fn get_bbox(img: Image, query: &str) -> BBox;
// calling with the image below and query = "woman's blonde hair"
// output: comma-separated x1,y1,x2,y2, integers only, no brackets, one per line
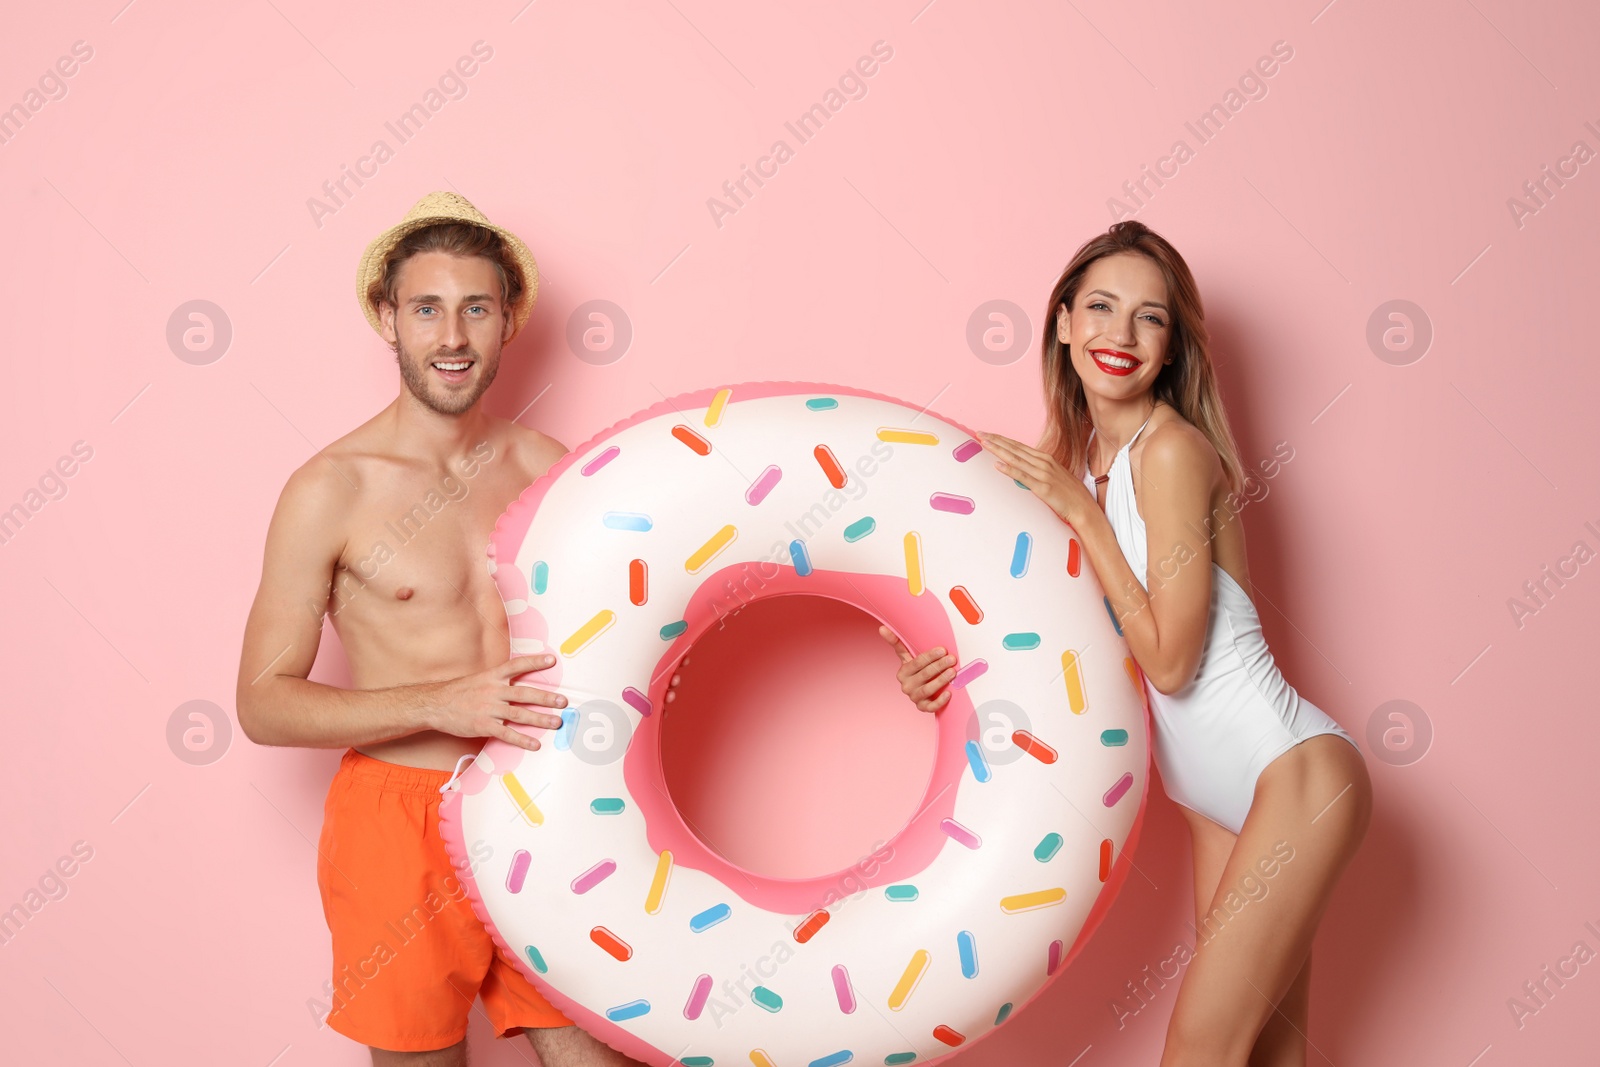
1038,220,1245,494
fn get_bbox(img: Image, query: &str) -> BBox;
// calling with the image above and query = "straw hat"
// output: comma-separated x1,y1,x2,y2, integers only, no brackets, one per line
356,191,539,342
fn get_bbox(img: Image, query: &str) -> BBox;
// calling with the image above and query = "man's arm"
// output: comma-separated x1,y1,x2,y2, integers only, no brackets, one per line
235,460,568,751
235,460,432,748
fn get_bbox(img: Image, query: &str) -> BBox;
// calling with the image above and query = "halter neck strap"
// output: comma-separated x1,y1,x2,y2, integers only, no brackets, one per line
1087,407,1159,455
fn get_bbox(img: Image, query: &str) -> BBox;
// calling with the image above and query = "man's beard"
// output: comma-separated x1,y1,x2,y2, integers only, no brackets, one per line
395,340,499,416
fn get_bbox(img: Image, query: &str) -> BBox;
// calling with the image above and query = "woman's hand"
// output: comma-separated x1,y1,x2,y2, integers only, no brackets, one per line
877,626,957,714
978,431,1098,528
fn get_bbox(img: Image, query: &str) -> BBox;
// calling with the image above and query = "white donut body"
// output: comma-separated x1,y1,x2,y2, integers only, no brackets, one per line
440,382,1150,1066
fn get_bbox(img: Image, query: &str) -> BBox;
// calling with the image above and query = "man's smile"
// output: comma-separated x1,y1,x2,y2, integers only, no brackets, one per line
432,357,475,383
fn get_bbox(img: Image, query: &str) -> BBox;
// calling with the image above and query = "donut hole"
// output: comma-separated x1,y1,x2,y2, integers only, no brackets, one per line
659,594,939,881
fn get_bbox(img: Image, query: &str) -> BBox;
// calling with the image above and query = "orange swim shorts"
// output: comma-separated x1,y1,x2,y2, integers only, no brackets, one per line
316,748,571,1051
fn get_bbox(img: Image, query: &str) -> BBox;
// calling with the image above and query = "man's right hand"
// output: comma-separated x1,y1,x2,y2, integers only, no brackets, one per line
425,654,569,752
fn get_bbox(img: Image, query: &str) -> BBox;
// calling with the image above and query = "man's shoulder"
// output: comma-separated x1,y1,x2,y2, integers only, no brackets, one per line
494,418,569,481
278,450,361,520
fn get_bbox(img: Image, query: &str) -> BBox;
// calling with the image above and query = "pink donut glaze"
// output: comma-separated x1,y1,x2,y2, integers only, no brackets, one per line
623,557,974,913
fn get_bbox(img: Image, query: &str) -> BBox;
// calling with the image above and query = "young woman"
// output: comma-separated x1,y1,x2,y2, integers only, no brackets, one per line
880,220,1372,1065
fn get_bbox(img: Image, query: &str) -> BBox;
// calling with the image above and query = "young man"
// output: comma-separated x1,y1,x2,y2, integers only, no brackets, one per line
236,192,642,1066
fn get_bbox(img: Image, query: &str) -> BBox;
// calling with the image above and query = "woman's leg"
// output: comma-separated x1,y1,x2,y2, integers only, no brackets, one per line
1179,804,1312,1067
1248,951,1313,1067
1159,735,1372,1067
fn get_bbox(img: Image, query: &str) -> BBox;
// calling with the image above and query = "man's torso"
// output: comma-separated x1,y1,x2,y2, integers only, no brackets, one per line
318,415,563,769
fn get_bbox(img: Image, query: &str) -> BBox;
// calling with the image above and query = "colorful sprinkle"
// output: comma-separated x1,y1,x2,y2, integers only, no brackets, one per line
790,539,813,576
1100,838,1114,881
605,999,650,1021
805,397,838,411
950,658,988,690
995,1002,1014,1025
877,428,940,446
1104,772,1134,808
628,559,648,605
602,511,652,532
810,1053,852,1067
501,773,543,827
794,910,830,943
1104,595,1123,635
686,524,738,573
1012,729,1058,764
661,620,688,640
1124,656,1142,693
1047,939,1064,976
1061,650,1087,713
524,945,547,974
690,903,732,933
571,859,616,894
886,1056,918,1066
561,609,617,655
553,708,578,750
590,797,625,815
532,560,548,594
705,388,732,427
940,818,982,849
622,687,651,717
964,740,991,783
645,850,673,914
1067,537,1082,577
746,464,783,505
1002,632,1041,651
1010,532,1032,577
751,1052,778,1067
506,850,531,893
884,885,919,902
843,516,876,541
1000,888,1067,913
1034,833,1063,862
751,986,783,1012
1101,728,1129,746
949,585,983,624
684,973,713,1020
930,492,975,515
682,1059,714,1067
581,446,620,476
952,439,982,462
590,926,633,961
957,930,979,978
887,949,930,1010
831,964,856,1013
932,1024,965,1046
903,531,924,595
672,424,712,455
814,444,847,488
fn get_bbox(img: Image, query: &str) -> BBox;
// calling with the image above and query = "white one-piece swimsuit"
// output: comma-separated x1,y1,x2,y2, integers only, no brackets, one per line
1082,412,1358,835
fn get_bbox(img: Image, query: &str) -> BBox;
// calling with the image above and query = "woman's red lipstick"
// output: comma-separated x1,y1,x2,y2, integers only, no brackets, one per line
1089,348,1141,376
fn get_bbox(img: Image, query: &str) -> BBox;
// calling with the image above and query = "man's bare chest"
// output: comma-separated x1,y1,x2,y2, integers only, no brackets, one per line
329,456,533,618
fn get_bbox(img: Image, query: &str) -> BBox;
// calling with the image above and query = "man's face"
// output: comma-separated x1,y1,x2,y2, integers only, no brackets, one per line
381,251,512,416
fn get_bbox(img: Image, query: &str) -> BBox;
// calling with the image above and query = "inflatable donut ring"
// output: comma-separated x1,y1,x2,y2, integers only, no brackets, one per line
440,381,1150,1066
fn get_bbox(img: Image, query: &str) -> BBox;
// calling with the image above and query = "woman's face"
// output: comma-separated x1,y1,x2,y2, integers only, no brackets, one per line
1057,252,1173,403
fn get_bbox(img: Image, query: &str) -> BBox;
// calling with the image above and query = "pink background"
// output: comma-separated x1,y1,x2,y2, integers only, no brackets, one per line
3,0,1597,1063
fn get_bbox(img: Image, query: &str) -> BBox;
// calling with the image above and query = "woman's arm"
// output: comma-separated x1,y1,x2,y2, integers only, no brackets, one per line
980,427,1221,695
